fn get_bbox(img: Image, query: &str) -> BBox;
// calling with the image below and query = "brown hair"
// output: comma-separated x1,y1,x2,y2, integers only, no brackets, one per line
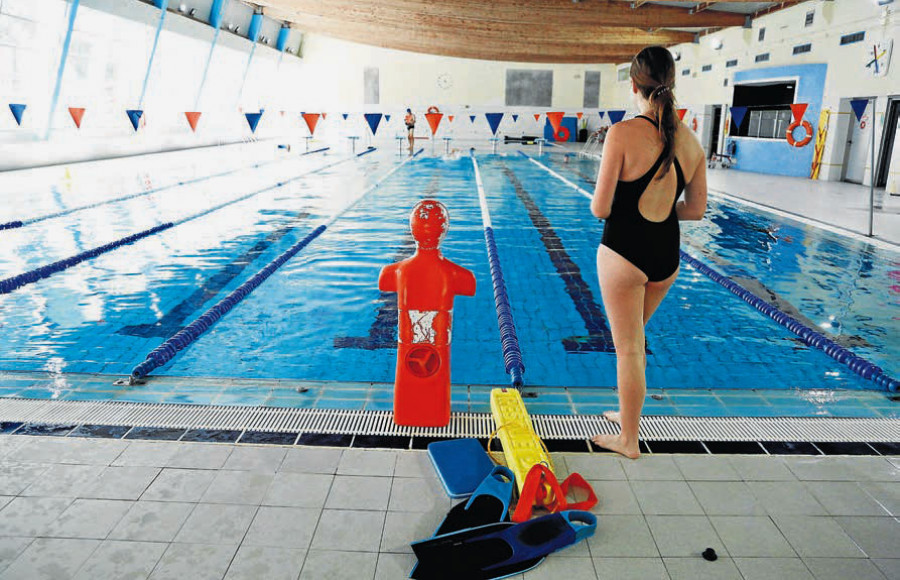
630,46,677,179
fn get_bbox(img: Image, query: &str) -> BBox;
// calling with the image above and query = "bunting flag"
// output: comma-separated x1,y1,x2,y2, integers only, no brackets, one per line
245,112,263,133
729,106,748,129
68,107,85,129
385,114,391,122
364,113,383,135
607,110,626,125
448,115,455,122
342,113,349,120
302,113,320,135
512,114,518,123
598,111,605,119
321,112,327,120
533,113,541,122
850,99,868,122
789,103,808,123
485,113,504,135
184,111,201,132
469,115,476,123
425,112,444,135
576,112,583,120
546,112,564,133
8,104,26,126
676,109,687,121
126,109,143,132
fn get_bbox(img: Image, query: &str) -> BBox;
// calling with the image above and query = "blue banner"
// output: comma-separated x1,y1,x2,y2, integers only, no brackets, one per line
850,99,869,122
485,113,504,135
364,113,382,135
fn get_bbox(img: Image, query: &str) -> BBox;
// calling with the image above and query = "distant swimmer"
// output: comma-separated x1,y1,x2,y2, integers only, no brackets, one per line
404,108,416,153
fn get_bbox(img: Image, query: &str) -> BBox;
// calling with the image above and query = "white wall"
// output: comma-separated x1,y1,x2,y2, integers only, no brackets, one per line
0,0,305,169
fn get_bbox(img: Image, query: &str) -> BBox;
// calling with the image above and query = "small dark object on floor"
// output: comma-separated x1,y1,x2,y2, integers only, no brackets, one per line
521,391,538,399
702,548,718,561
650,394,664,400
296,387,309,393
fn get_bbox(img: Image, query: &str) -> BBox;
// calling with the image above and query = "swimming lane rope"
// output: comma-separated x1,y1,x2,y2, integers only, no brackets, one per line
471,154,525,388
128,148,424,382
520,151,900,393
0,146,330,231
0,149,359,296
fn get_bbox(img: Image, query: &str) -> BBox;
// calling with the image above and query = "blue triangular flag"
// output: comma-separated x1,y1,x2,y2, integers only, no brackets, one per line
9,104,26,126
729,106,748,128
385,114,391,122
850,99,869,122
364,113,382,135
342,113,349,120
598,111,605,119
485,113,504,135
512,114,519,122
608,110,626,125
469,115,476,123
245,112,263,133
126,109,143,131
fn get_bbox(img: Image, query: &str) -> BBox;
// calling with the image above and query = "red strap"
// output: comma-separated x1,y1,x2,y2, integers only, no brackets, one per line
558,473,598,511
511,466,598,522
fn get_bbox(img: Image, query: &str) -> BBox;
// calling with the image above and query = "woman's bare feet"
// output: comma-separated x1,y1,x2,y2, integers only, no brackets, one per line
602,410,621,424
591,434,640,459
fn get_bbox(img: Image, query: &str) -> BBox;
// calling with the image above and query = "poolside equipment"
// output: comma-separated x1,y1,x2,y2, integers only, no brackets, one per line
703,548,718,561
68,107,85,129
471,156,526,388
378,199,476,426
434,466,514,535
428,438,495,498
786,104,812,148
410,510,596,579
511,464,596,523
489,388,553,494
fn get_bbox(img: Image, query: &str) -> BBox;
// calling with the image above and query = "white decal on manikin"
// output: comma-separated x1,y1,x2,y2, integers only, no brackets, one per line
408,310,438,344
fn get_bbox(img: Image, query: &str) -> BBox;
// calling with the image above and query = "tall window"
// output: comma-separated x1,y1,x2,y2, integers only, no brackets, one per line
731,81,796,140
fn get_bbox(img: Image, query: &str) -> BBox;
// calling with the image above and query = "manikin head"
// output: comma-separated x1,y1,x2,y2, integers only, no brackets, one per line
410,199,449,250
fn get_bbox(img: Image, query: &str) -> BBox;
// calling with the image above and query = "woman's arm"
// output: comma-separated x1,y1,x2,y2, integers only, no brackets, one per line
676,152,707,221
591,125,624,219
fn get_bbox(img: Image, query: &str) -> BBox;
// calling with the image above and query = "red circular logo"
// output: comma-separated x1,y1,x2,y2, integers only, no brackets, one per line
405,346,441,378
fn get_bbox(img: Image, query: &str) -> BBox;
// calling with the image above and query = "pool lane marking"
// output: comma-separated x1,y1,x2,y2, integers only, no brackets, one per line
128,149,424,381
332,170,441,350
118,210,311,338
0,146,330,231
472,154,526,387
0,150,364,296
526,153,900,391
501,157,615,353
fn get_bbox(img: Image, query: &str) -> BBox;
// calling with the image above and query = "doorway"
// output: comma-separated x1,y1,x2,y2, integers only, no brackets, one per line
709,105,722,159
842,97,874,184
875,97,899,188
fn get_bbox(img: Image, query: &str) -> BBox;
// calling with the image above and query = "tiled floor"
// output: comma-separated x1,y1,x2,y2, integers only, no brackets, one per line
0,434,897,579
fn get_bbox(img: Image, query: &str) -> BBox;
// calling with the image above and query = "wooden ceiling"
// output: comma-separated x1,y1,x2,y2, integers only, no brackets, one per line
253,1,799,64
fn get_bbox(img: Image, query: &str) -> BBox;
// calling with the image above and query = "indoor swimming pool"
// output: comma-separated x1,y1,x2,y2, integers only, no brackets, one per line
0,144,897,418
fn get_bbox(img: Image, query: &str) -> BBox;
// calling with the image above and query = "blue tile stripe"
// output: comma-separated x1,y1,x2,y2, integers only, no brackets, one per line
680,251,899,392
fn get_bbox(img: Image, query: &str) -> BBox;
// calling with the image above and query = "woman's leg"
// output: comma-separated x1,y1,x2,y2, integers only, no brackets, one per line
603,267,679,424
592,246,647,459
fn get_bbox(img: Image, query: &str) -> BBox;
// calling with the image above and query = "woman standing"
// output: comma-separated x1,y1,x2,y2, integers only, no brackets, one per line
590,46,708,459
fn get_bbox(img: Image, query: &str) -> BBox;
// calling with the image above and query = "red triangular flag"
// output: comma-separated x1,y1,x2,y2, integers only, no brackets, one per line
576,112,583,120
302,113,320,135
68,107,85,129
448,115,455,122
533,113,541,122
184,111,201,132
790,103,808,123
676,109,687,121
321,112,327,120
425,112,444,135
546,112,564,133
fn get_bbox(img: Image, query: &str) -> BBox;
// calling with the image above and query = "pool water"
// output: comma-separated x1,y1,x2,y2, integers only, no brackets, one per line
0,146,897,415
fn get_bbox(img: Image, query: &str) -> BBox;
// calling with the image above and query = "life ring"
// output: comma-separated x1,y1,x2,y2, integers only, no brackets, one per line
427,106,440,114
786,119,813,147
691,118,698,132
555,127,571,141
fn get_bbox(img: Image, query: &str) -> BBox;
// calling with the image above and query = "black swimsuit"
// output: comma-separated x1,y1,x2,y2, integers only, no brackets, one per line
600,115,686,282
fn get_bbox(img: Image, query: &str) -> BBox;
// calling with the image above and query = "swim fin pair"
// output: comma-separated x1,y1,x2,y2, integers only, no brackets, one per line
410,510,597,580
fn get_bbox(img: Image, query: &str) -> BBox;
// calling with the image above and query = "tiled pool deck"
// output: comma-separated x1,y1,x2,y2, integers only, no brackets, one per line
0,434,897,579
1,372,897,419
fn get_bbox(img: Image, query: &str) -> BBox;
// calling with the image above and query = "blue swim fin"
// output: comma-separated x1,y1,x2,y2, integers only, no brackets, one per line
433,465,514,536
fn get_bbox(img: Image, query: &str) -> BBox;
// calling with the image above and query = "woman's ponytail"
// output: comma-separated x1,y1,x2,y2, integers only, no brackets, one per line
631,46,678,179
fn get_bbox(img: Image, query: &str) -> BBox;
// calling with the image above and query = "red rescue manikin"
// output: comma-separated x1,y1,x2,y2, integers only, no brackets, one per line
378,200,476,427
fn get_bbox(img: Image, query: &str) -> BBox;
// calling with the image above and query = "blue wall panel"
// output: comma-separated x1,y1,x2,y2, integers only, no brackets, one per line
730,63,827,178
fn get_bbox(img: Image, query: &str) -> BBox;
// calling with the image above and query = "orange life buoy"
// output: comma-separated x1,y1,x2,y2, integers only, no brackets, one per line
691,118,698,132
786,119,813,147
555,126,571,141
427,106,440,114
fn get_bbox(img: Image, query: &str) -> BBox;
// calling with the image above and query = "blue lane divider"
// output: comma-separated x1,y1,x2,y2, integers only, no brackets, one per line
471,155,525,388
680,251,899,392
0,223,174,295
0,147,330,232
129,148,423,381
1,149,362,296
